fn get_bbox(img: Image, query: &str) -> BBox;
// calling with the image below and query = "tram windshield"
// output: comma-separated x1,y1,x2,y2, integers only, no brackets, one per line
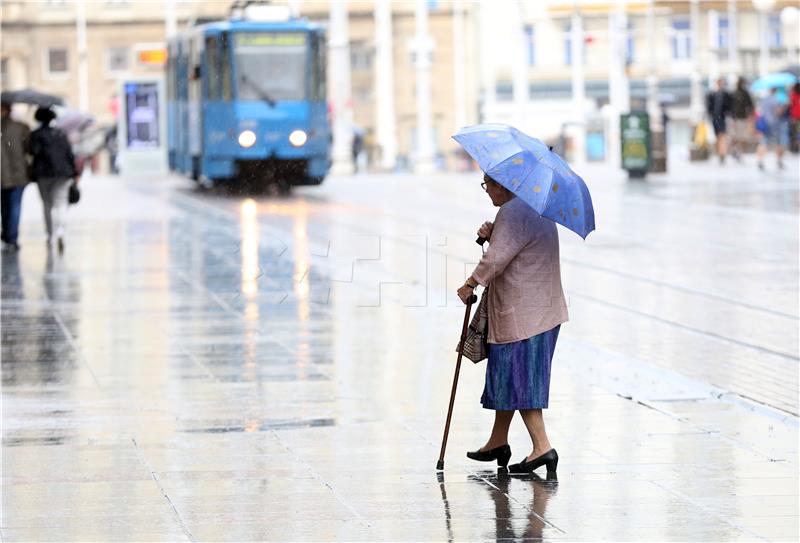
234,32,307,101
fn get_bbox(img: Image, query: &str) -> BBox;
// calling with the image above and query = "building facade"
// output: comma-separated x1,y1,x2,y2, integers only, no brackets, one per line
0,0,481,171
1,0,798,170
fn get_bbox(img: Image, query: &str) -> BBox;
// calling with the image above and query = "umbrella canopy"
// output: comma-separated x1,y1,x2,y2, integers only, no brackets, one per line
0,89,64,107
54,108,95,134
751,72,798,92
453,123,595,239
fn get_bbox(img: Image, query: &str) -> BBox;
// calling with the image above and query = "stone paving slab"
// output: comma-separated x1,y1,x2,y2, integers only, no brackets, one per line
2,159,799,541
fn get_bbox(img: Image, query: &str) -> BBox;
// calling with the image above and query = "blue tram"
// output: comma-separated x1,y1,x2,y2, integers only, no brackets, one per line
166,17,331,188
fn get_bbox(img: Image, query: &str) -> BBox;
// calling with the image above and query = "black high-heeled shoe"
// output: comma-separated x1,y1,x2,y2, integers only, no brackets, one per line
466,444,512,467
508,449,558,475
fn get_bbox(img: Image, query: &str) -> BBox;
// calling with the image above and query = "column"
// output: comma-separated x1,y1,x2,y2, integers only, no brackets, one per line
329,1,354,175
689,0,704,125
752,0,776,76
727,0,739,76
570,4,586,165
76,0,89,111
165,0,177,38
374,0,397,171
708,10,720,84
414,0,435,174
645,0,659,129
759,11,770,77
607,0,630,169
512,0,528,129
452,0,467,131
477,0,497,122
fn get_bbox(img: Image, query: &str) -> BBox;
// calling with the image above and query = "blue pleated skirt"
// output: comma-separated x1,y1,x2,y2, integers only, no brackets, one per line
480,325,560,411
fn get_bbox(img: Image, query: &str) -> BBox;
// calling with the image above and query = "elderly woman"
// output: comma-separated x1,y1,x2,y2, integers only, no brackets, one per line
457,174,568,474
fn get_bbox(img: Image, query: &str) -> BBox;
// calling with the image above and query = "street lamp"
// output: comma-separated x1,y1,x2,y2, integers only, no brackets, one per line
753,0,776,77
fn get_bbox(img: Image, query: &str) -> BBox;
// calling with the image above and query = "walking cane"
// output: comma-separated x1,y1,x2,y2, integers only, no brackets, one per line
436,292,478,471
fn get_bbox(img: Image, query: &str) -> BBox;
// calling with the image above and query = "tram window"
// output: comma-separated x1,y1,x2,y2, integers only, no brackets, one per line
205,36,220,100
311,33,326,101
220,33,232,101
234,32,307,101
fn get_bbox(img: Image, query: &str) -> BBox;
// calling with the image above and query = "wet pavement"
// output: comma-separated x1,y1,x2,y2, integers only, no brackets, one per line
1,154,798,541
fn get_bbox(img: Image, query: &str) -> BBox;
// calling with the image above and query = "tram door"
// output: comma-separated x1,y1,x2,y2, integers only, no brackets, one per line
187,34,203,178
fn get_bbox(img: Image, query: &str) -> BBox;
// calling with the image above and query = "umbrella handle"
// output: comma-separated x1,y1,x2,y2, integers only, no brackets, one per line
475,236,487,246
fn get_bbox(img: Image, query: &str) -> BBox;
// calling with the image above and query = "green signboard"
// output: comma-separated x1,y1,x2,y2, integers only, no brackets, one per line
620,112,651,177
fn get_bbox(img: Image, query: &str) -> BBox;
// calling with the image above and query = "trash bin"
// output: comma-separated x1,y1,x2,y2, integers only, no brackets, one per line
620,111,651,179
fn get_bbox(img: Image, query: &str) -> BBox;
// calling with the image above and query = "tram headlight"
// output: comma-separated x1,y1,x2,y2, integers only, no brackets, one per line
238,130,257,148
289,129,307,147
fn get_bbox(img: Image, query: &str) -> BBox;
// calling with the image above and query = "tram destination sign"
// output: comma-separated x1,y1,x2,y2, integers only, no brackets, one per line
235,33,306,47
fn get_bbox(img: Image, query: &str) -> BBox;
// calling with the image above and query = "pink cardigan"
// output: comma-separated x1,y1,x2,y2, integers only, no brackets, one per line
471,197,569,344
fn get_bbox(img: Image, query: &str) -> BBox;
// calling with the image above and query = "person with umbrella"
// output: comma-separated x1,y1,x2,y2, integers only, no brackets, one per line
1,101,31,251
28,107,78,253
756,87,789,171
452,124,594,475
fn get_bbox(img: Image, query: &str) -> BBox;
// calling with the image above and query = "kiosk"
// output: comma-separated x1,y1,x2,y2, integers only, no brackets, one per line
117,78,167,176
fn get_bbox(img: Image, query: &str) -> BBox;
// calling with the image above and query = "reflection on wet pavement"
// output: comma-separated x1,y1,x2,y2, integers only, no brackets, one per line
2,159,798,541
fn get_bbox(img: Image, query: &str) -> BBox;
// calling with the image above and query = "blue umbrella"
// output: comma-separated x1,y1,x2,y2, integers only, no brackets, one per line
452,123,595,239
751,72,798,92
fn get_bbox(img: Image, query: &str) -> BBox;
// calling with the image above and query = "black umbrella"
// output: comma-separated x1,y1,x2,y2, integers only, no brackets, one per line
0,89,64,107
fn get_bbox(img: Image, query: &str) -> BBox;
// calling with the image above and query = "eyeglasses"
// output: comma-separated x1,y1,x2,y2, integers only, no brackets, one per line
480,182,487,192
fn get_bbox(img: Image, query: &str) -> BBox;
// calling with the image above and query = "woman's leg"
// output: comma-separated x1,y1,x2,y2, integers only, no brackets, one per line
481,410,514,450
1,188,11,243
50,179,70,241
37,179,54,242
519,409,552,460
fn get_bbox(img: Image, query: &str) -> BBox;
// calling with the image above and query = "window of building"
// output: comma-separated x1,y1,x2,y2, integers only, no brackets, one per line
564,22,586,66
671,18,691,59
625,21,634,64
107,46,129,74
524,25,535,66
350,41,373,71
768,15,781,48
46,48,68,75
564,23,571,65
718,17,729,50
495,81,513,102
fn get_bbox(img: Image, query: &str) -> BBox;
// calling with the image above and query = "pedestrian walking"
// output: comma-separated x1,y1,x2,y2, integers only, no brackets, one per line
730,77,755,161
1,101,31,252
706,77,732,164
789,82,800,154
352,130,364,173
756,88,789,171
457,173,570,475
444,124,593,476
28,107,78,252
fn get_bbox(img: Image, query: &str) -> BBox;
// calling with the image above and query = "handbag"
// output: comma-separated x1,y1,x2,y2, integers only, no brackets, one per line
457,286,489,363
68,181,80,205
755,115,770,136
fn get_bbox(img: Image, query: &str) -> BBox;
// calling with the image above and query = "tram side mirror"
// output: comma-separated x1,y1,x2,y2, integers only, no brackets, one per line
191,65,201,80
